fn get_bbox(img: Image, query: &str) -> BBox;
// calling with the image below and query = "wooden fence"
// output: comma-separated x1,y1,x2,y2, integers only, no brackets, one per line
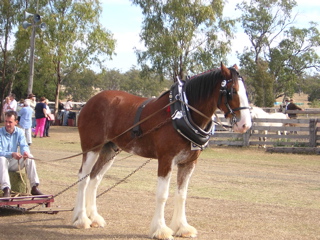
209,110,320,154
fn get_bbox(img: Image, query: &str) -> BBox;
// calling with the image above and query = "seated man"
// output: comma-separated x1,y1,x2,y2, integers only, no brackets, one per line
0,111,43,197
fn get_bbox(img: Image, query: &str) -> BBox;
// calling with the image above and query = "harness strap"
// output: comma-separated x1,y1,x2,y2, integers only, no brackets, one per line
132,98,153,137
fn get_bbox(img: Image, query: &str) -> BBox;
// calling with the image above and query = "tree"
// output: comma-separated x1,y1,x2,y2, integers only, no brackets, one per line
97,68,124,91
0,0,24,116
63,68,99,101
121,67,171,97
131,0,235,80
237,0,320,106
269,24,320,96
37,0,116,113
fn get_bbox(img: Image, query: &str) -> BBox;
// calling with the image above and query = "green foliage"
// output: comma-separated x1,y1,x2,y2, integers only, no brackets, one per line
63,69,98,101
0,0,25,102
300,74,320,103
310,100,320,108
63,67,172,102
121,67,171,97
237,0,320,106
131,0,235,80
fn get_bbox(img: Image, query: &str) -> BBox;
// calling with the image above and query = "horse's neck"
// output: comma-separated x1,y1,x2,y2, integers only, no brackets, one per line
190,100,216,129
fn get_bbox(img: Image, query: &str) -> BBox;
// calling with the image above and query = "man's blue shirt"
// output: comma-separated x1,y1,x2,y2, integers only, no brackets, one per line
0,127,29,159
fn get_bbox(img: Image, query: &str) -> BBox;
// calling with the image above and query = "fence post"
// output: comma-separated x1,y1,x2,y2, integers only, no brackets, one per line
242,129,251,147
309,119,316,147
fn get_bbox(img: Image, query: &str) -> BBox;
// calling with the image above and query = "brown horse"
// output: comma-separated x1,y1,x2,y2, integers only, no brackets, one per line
73,63,252,239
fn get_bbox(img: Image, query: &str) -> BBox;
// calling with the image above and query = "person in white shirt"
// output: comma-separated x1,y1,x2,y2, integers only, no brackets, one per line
8,93,17,112
63,98,73,126
43,99,51,137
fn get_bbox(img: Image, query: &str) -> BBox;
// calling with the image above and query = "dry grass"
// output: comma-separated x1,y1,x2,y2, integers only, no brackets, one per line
0,125,319,240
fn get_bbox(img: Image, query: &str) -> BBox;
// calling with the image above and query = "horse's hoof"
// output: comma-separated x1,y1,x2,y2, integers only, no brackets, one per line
73,219,92,229
90,214,106,228
173,224,198,238
90,222,100,228
150,226,174,240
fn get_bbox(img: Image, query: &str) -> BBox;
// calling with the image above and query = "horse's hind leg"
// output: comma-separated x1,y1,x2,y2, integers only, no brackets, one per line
73,151,99,228
86,142,118,228
170,161,197,238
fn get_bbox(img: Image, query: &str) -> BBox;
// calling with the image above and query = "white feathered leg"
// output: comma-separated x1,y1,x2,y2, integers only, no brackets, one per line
170,162,197,238
150,173,174,240
73,152,98,228
86,157,115,228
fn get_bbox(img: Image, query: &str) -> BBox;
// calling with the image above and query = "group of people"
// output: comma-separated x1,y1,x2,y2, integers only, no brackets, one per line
1,93,75,198
2,94,54,144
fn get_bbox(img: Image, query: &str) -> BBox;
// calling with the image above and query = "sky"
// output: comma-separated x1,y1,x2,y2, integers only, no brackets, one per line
99,0,320,73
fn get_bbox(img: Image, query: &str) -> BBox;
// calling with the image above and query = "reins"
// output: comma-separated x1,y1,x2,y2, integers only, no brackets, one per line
31,99,179,162
22,88,243,212
31,97,236,164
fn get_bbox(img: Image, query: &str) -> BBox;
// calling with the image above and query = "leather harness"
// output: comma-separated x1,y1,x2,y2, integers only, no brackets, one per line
132,76,248,150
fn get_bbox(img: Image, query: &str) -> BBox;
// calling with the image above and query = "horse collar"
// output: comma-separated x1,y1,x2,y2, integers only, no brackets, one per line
169,81,213,150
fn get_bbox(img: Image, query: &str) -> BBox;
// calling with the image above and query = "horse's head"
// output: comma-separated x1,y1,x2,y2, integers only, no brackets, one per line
218,63,252,133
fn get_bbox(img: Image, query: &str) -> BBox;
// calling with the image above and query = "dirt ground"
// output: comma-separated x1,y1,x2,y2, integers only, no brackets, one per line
0,125,319,240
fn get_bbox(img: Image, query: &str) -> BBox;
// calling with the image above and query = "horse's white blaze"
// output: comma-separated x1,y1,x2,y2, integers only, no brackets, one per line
232,80,252,133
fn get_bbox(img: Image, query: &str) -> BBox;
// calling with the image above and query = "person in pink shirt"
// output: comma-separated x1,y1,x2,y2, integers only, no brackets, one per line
33,97,47,138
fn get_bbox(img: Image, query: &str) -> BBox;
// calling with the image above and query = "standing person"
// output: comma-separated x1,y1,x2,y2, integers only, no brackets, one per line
1,97,11,121
58,100,64,125
8,93,17,112
0,111,43,197
25,94,36,128
33,97,47,138
43,99,51,137
19,100,33,146
16,99,25,122
286,98,303,134
286,98,303,119
63,98,73,126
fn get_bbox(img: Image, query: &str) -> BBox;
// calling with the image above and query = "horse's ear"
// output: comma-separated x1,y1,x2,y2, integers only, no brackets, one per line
220,62,231,79
232,64,239,71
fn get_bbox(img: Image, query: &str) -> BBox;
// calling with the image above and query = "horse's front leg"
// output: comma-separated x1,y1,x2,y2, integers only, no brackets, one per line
150,172,174,239
73,152,98,229
170,161,197,238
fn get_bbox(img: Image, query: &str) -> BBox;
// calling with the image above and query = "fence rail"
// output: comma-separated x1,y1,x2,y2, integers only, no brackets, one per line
210,111,319,154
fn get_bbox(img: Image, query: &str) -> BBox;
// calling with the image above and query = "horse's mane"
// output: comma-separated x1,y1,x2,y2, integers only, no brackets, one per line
185,67,238,105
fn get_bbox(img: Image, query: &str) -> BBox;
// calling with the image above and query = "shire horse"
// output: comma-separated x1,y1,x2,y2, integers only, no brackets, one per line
73,63,252,239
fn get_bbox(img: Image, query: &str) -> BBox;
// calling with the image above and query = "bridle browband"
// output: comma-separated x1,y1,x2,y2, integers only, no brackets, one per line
217,76,250,126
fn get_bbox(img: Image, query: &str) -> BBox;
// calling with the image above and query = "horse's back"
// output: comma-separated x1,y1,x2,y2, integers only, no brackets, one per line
271,112,288,119
78,90,147,151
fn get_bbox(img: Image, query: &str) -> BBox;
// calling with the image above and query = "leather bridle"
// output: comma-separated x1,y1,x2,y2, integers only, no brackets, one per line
217,77,250,126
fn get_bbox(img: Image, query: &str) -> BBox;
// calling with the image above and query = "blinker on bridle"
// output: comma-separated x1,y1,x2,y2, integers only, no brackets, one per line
217,77,249,126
